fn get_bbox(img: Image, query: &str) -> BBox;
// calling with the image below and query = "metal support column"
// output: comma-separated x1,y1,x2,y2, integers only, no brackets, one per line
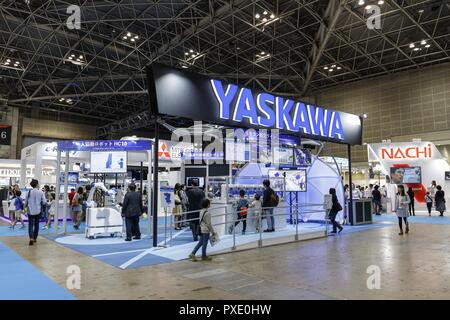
54,150,61,236
152,120,159,247
347,144,353,223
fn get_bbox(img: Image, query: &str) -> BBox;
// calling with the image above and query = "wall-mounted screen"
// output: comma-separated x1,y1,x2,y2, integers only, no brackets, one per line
390,167,422,184
90,151,127,173
445,171,450,181
294,148,312,166
186,177,205,188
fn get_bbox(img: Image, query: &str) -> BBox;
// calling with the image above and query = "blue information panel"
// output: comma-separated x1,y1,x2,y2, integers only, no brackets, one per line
57,140,152,151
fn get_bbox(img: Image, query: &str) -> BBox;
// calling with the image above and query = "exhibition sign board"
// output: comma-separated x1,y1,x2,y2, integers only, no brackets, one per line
0,125,12,145
147,63,363,145
57,140,152,151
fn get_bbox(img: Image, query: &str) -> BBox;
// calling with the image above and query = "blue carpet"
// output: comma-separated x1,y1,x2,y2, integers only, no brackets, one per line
0,241,75,300
373,214,450,225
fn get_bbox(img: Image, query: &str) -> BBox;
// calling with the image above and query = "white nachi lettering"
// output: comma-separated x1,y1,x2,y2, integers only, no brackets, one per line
223,305,272,315
211,79,345,140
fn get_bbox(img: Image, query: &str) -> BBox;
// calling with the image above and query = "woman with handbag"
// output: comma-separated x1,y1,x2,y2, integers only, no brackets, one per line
189,199,215,262
329,188,343,234
173,183,183,230
395,185,410,235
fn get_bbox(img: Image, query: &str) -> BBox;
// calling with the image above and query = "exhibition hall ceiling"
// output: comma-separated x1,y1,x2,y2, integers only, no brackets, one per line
0,0,449,133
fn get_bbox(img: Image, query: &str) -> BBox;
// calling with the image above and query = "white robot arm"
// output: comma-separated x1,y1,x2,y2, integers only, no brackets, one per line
86,182,117,208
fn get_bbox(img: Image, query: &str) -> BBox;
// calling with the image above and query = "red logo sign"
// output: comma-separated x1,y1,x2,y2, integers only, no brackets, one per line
380,144,432,160
158,143,170,158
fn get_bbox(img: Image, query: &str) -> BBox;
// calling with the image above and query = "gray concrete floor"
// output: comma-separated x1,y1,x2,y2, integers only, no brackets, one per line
2,222,450,299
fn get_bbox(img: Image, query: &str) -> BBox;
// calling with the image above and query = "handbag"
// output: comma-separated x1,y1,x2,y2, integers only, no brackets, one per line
209,232,220,246
336,202,343,212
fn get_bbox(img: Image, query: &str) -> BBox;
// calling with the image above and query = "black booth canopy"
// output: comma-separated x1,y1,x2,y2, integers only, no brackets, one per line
147,63,363,146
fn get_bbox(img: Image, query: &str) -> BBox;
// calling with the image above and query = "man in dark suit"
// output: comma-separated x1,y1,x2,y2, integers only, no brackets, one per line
121,184,142,241
187,180,205,241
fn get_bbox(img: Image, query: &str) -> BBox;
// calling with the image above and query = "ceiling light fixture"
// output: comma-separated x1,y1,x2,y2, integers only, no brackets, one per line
358,0,365,5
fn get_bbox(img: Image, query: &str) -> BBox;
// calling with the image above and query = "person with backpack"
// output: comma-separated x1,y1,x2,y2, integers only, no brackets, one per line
425,192,433,216
228,189,249,235
189,199,216,262
24,179,47,246
262,179,278,233
328,188,343,234
9,190,25,230
71,187,84,230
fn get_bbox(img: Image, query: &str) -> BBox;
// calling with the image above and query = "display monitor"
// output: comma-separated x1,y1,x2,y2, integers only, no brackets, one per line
284,170,307,192
268,170,286,192
294,148,312,166
390,167,422,184
445,171,450,181
186,177,205,188
90,151,127,173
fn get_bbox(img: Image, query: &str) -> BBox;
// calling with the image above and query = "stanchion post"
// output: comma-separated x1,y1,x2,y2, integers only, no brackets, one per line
295,207,299,241
232,206,236,250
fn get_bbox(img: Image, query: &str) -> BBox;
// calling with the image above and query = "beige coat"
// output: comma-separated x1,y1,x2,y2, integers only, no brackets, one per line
173,193,182,216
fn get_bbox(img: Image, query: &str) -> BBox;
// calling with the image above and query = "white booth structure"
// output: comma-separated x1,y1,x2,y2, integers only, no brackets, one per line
52,139,153,237
368,141,450,212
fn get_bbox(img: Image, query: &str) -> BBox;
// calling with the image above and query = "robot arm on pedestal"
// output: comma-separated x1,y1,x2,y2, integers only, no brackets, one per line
86,182,117,208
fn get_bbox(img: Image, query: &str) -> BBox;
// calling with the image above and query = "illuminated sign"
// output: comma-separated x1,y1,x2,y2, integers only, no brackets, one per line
380,144,432,160
211,80,345,140
147,63,364,145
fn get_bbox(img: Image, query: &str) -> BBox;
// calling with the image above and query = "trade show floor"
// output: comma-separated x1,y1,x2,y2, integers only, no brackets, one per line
0,241,75,300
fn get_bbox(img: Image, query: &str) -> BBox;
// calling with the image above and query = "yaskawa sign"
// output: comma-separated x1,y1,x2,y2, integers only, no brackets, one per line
147,63,364,145
210,79,344,140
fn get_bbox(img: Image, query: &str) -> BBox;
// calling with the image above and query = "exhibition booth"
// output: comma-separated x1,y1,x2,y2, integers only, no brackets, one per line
368,140,450,213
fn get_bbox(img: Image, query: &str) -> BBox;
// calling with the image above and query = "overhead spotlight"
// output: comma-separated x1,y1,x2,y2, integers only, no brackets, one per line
6,59,10,62
324,66,328,70
329,69,334,72
76,58,81,61
378,0,384,4
337,66,342,70
425,44,431,48
127,32,131,37
255,13,260,19
261,51,265,55
358,0,365,5
123,36,127,40
134,35,139,39
189,49,194,53
409,43,415,48
263,11,268,15
362,113,368,119
332,64,336,68
79,55,83,59
181,65,189,69
418,9,424,13
185,52,189,55
262,18,267,22
270,14,275,19
71,54,75,57
131,38,135,42
420,40,427,45
365,5,372,10
414,47,420,51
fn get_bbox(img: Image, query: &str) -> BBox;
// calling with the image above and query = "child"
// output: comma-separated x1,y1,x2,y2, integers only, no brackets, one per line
425,192,433,216
9,190,25,229
43,193,56,230
189,199,215,262
229,189,249,235
249,194,262,232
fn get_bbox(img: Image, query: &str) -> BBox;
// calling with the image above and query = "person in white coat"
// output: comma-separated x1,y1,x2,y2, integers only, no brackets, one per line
395,185,410,236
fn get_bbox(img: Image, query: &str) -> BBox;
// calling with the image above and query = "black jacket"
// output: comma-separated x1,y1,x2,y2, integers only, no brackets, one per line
329,194,340,218
187,187,205,219
121,191,143,218
435,190,445,205
262,187,275,208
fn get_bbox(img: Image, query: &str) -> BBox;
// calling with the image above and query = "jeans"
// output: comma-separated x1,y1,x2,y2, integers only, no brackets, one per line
125,216,141,239
398,217,408,229
330,216,342,232
71,210,81,228
426,202,432,214
191,233,210,258
265,209,274,230
28,214,40,240
190,221,199,241
233,213,247,233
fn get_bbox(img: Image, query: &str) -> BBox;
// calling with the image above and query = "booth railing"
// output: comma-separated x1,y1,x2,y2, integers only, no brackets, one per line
158,203,329,253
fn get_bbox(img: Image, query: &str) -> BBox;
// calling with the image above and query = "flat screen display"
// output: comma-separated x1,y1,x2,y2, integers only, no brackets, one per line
186,177,205,188
294,148,312,166
90,151,127,173
390,167,421,184
285,170,307,192
445,171,450,181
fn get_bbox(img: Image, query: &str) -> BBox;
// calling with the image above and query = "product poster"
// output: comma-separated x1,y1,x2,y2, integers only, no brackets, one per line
90,151,127,173
273,146,293,165
294,148,312,166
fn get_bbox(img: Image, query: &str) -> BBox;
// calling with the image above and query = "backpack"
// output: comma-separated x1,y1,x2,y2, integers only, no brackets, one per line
270,191,279,207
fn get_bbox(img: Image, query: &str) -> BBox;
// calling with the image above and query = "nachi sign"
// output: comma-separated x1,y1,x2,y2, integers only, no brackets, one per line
210,79,345,140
